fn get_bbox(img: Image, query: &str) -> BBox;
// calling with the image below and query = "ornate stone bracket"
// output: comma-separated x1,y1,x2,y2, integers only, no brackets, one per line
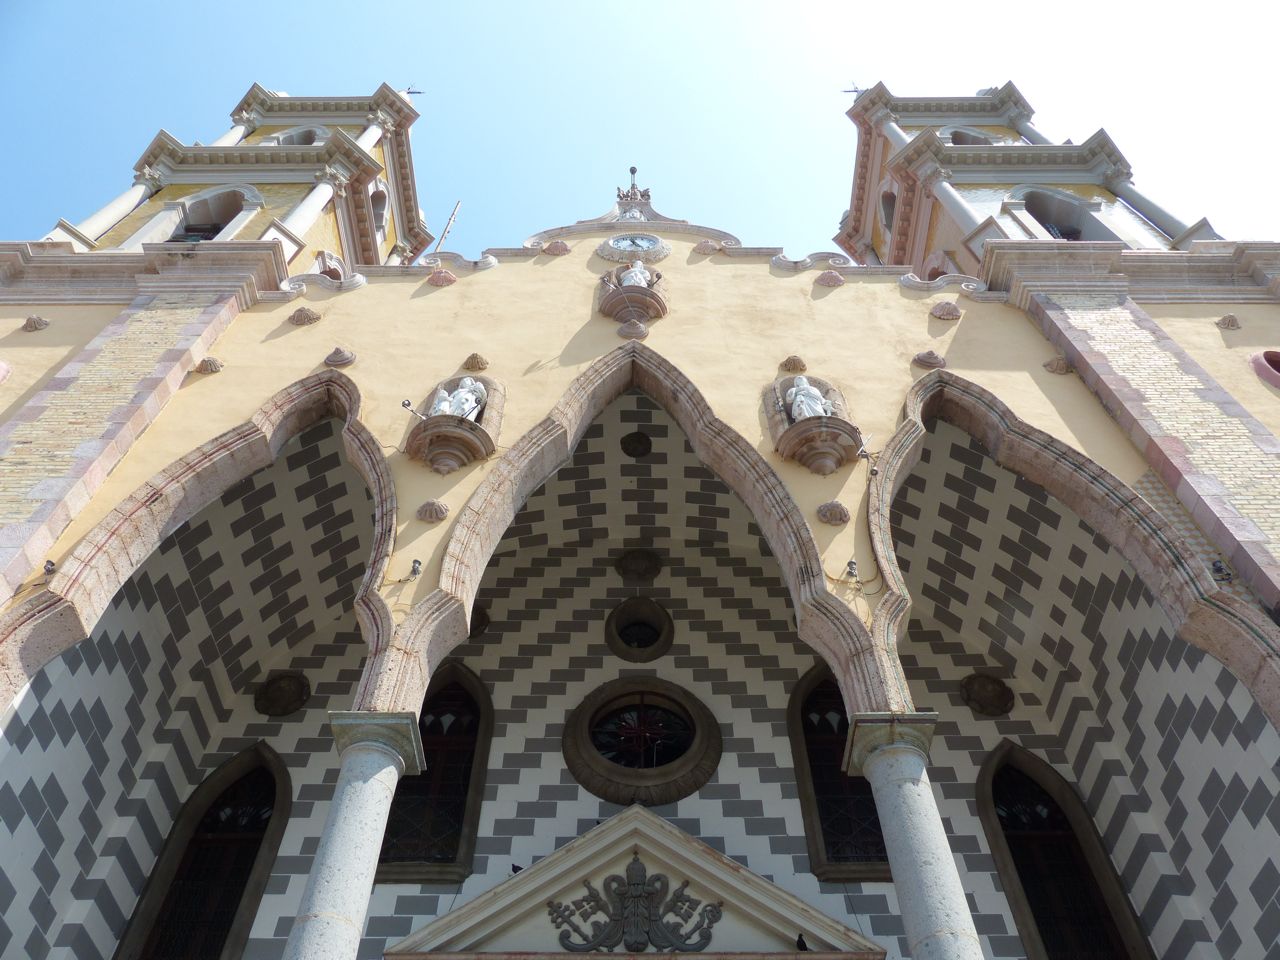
598,265,668,340
764,375,863,475
846,711,937,775
405,374,505,474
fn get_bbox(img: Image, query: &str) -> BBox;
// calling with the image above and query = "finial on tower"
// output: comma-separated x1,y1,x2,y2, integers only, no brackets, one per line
617,166,650,203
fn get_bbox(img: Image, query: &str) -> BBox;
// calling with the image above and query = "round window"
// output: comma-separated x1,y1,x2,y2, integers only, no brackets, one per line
604,596,674,662
563,677,721,806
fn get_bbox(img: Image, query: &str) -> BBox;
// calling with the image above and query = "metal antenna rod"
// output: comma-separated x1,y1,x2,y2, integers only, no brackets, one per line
432,200,461,254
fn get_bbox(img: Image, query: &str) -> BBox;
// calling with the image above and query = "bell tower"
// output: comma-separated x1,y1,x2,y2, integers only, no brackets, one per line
835,82,1219,274
43,84,432,272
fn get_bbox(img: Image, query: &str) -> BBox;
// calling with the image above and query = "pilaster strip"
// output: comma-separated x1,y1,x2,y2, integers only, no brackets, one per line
0,294,238,597
1029,292,1280,614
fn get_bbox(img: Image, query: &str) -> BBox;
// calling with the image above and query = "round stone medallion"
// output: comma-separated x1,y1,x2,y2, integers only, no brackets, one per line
614,548,663,580
620,430,653,458
605,596,675,663
254,673,311,717
960,673,1014,717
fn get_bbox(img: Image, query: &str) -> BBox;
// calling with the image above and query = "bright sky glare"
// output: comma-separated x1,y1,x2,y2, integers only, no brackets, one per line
1,2,1273,261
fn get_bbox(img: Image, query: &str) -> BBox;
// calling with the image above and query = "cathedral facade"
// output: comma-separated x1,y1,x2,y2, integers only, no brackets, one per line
1,82,1279,960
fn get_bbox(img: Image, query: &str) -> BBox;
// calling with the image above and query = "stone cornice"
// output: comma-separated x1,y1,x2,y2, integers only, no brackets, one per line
231,82,420,128
133,128,382,185
980,240,1280,307
889,128,1130,183
848,80,1034,126
0,240,292,308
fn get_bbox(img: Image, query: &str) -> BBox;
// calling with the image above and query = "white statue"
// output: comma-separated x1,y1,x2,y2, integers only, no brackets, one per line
429,376,487,421
620,260,652,288
785,375,832,421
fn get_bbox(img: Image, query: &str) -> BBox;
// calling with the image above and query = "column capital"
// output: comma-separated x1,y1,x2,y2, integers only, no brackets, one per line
846,711,937,774
919,165,953,193
330,710,425,775
132,164,166,192
231,109,260,133
315,163,350,196
366,109,397,133
866,105,899,129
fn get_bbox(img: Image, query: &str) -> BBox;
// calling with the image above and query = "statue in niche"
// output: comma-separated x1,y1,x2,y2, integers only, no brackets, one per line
429,376,487,421
786,375,833,422
620,260,658,288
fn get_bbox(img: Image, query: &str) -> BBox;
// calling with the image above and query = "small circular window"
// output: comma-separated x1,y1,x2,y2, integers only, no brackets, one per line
563,677,721,806
605,596,674,662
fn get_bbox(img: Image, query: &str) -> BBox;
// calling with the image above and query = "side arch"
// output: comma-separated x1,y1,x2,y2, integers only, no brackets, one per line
867,368,1280,727
0,369,397,713
355,341,910,725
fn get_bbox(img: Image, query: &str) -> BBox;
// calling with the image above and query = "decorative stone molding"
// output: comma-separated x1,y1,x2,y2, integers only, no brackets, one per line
815,270,845,288
416,500,449,523
1217,313,1242,330
865,368,1280,730
329,711,426,776
562,677,722,806
542,239,571,256
1250,351,1280,388
314,163,350,196
779,355,807,373
427,268,458,287
289,306,321,326
959,673,1014,717
912,349,946,369
462,353,489,371
597,263,668,340
764,374,862,476
1042,355,1072,375
282,251,367,296
195,356,224,374
693,239,721,254
22,315,48,332
324,346,356,367
816,501,850,526
405,375,505,475
847,711,938,774
929,301,962,321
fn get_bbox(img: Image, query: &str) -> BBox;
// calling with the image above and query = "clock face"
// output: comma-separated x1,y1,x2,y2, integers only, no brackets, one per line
610,234,659,252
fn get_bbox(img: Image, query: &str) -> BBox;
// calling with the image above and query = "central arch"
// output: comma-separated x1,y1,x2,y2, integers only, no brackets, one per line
355,342,910,724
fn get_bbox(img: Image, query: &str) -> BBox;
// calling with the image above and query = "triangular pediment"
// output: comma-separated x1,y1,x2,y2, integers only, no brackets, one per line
386,806,885,957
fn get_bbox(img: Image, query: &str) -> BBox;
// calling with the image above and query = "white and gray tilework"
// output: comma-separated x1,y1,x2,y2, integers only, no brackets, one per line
891,418,1280,960
361,392,907,958
0,420,375,960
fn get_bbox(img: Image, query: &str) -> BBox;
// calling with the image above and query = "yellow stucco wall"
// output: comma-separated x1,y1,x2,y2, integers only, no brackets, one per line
296,208,347,268
92,183,308,250
33,233,1148,624
0,304,129,422
1145,303,1280,440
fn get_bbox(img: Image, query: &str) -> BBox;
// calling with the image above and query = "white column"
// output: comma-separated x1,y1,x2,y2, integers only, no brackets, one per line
282,713,423,960
929,177,984,237
279,165,349,237
877,112,911,153
73,166,164,242
1107,179,1189,240
210,109,258,147
356,109,394,152
852,714,984,960
1009,109,1052,145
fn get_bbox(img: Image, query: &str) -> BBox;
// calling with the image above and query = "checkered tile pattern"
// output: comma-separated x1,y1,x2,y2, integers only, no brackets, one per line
361,392,905,958
891,418,1280,960
0,420,374,960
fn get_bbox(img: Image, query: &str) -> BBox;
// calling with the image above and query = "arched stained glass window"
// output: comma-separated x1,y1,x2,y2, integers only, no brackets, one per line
979,741,1154,960
378,662,492,882
787,666,890,881
116,744,290,960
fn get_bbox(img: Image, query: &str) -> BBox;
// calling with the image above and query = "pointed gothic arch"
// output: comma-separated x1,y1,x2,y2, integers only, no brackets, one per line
113,742,292,960
976,740,1155,960
355,342,910,727
867,368,1280,728
0,369,397,715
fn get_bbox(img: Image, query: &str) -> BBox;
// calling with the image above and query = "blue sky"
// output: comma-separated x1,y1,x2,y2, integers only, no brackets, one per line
2,2,1273,260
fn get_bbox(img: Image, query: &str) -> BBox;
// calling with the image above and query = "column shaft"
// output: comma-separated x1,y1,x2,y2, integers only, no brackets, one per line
863,743,984,960
210,123,250,147
281,741,403,960
1013,117,1052,145
931,180,983,236
280,181,337,236
75,182,153,241
1109,180,1189,240
355,122,385,152
881,117,911,153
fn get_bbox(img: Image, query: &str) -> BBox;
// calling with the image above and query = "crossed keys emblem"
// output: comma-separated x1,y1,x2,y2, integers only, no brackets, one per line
547,852,723,952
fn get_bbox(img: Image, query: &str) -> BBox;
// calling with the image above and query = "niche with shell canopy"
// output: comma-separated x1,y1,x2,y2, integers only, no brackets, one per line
406,374,506,474
764,374,862,475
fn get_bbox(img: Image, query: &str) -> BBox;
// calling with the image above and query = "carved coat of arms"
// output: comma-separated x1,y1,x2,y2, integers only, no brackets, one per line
547,852,723,952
